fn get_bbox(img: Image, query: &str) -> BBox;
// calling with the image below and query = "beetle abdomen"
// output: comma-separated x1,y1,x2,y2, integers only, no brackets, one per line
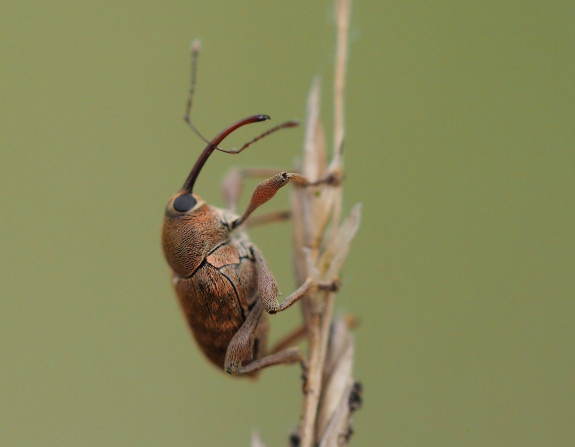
174,251,261,368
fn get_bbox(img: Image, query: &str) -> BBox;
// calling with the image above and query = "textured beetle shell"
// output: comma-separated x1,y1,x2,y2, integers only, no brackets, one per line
162,201,229,278
162,196,269,369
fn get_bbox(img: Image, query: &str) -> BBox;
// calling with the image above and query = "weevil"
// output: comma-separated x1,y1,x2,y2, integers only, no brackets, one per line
162,41,336,376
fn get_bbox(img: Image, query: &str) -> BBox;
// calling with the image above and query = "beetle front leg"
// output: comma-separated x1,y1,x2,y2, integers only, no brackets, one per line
232,171,341,229
221,168,284,211
244,209,291,228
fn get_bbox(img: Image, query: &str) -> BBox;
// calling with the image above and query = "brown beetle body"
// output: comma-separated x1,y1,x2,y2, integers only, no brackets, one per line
163,195,269,370
161,42,336,376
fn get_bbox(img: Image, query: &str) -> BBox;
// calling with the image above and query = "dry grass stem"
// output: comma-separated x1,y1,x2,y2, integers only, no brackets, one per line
253,0,361,445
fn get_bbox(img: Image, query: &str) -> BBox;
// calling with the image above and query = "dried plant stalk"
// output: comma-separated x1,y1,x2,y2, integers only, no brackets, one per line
253,0,361,446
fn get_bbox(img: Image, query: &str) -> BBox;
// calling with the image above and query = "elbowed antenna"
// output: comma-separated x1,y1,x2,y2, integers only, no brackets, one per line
179,39,298,194
181,114,267,193
180,116,299,193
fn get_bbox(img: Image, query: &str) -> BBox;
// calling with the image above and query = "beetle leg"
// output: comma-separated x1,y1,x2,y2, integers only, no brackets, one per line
251,246,340,314
244,209,291,228
272,279,315,314
250,246,282,312
269,325,307,354
232,171,340,228
221,168,283,211
224,299,265,374
225,300,302,375
236,347,302,376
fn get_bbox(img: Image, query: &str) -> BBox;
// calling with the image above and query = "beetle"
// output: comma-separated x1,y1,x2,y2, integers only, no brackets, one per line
162,41,336,376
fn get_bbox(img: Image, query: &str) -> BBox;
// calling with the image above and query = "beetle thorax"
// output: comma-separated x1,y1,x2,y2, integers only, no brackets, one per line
162,203,234,277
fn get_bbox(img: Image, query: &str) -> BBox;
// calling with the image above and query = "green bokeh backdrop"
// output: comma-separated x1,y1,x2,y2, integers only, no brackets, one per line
2,1,574,445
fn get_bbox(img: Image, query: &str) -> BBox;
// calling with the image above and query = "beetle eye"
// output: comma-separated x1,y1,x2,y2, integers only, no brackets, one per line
173,194,196,212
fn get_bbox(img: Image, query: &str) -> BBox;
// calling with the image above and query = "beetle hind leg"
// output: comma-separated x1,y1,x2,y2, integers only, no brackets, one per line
224,300,303,376
236,347,302,375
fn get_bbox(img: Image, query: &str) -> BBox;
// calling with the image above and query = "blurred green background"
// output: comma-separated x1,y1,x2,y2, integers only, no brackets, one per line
2,0,574,445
